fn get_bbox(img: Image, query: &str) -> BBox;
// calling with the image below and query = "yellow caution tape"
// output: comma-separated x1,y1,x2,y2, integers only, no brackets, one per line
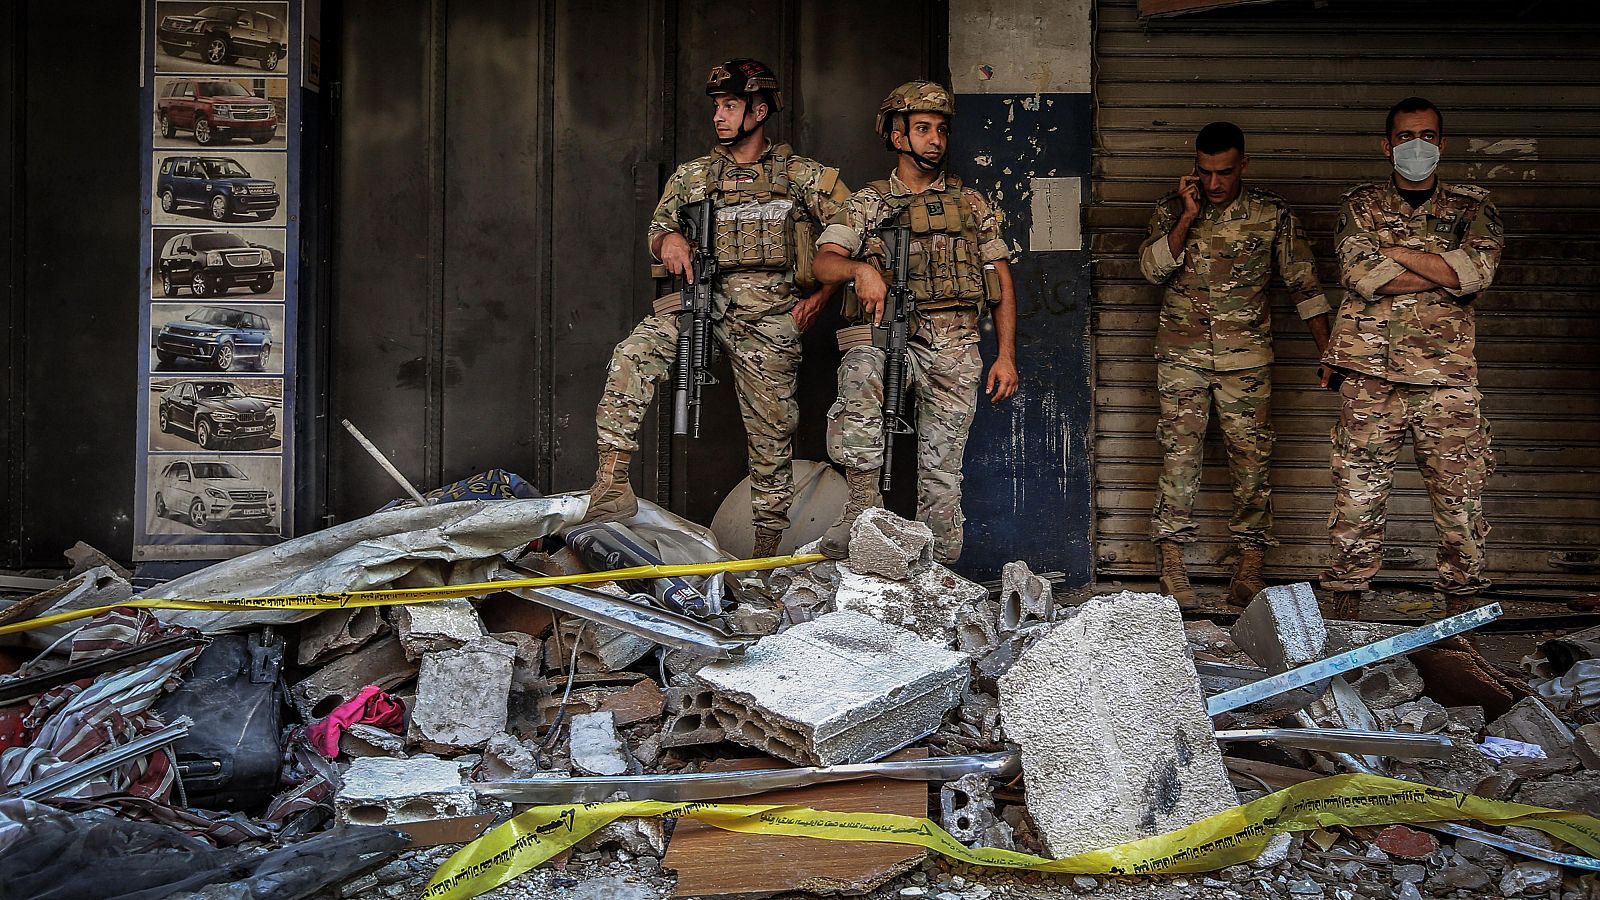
423,773,1600,900
0,553,824,636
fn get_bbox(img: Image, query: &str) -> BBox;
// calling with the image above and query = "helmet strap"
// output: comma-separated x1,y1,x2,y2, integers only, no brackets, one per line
717,96,767,147
889,119,945,173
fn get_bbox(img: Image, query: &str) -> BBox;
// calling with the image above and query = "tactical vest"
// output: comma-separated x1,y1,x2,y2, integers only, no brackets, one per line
869,174,996,311
697,144,827,288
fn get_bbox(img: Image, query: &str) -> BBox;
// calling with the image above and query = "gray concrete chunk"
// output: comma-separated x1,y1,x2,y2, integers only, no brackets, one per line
411,637,515,753
391,599,485,661
834,561,987,647
1350,658,1425,711
1230,582,1327,674
1489,696,1576,755
570,711,633,776
999,560,1055,633
335,755,476,826
998,591,1235,859
290,634,416,721
695,610,968,765
847,508,934,580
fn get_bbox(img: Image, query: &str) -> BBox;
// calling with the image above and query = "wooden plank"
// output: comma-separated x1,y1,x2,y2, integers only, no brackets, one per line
664,749,930,898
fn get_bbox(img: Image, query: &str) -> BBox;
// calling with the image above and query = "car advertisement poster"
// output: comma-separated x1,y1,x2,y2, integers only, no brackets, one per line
139,0,295,561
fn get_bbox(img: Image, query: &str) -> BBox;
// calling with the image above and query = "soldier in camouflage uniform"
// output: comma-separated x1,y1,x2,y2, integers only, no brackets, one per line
811,81,1019,564
585,59,851,560
1138,122,1331,608
1320,98,1504,620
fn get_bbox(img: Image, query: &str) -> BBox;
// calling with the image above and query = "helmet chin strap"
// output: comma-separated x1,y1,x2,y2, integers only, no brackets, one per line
897,148,944,173
718,101,765,147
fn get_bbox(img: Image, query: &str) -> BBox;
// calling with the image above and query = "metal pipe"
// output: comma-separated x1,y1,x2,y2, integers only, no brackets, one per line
1215,727,1454,760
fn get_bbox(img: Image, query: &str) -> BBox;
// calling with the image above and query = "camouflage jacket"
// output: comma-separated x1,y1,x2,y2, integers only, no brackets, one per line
1324,180,1503,386
816,171,1009,273
1139,186,1329,372
646,141,849,266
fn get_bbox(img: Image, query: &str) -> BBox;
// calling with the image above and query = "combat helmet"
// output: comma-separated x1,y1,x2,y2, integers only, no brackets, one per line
706,58,784,112
875,80,954,141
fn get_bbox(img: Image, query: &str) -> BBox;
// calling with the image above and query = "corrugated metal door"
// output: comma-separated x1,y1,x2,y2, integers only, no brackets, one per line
1090,0,1600,586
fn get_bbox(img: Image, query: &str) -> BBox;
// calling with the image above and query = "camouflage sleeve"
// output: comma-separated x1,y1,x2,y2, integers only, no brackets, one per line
1137,197,1183,285
1335,194,1407,301
792,158,852,228
962,188,1010,262
1440,198,1504,297
816,187,887,261
1274,203,1331,319
645,164,689,260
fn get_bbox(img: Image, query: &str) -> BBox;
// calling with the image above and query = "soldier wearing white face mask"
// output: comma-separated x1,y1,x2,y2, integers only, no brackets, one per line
1319,97,1504,621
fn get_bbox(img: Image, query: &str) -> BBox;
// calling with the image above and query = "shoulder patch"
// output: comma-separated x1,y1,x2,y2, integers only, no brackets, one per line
1444,182,1490,201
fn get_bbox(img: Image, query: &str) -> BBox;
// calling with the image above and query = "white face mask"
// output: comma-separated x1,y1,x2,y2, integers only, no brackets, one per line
1391,138,1441,182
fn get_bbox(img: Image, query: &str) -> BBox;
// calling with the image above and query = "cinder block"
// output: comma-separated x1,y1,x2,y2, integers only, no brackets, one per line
411,637,515,753
1350,658,1425,710
290,634,416,721
846,508,933,580
335,755,476,826
1231,582,1327,674
999,560,1055,633
833,562,987,647
1489,696,1576,755
998,591,1235,859
660,686,726,748
695,610,969,765
548,617,654,674
391,599,485,661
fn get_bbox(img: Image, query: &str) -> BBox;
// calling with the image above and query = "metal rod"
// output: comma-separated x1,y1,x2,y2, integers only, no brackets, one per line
498,568,749,658
1215,727,1454,760
12,717,192,800
340,418,429,506
1207,603,1502,715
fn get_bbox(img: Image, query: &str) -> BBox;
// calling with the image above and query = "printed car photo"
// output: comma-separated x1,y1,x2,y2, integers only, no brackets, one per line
156,155,280,222
157,5,287,71
158,79,279,145
152,459,279,532
157,379,278,449
158,231,276,297
156,306,273,372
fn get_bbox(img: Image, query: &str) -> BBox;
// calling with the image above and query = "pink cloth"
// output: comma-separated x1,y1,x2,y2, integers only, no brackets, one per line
306,686,405,758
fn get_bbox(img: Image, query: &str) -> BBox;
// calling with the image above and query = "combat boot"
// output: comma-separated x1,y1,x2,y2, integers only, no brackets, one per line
584,446,638,522
819,468,883,559
752,526,783,559
1321,590,1362,621
1157,542,1199,609
1228,544,1268,607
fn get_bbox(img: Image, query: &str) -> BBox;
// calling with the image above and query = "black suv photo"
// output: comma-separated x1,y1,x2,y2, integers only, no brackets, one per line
159,231,276,297
159,6,286,71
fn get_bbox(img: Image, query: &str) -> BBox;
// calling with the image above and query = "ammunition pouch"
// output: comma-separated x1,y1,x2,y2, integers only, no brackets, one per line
871,174,989,313
713,199,794,274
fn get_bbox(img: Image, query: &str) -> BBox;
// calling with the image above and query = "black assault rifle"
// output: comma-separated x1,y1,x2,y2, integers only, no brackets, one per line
876,224,915,492
672,199,719,437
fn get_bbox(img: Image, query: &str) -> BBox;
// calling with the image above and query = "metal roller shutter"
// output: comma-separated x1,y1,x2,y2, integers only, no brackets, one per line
1089,0,1600,586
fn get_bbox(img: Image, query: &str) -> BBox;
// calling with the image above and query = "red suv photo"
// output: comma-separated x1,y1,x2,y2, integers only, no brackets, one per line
158,80,279,146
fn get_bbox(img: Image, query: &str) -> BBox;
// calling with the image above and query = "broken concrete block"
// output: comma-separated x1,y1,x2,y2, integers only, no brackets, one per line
64,541,132,580
729,599,784,637
998,591,1235,859
340,723,408,758
1230,582,1326,674
775,566,838,626
411,637,515,753
298,607,387,667
999,560,1055,633
1576,723,1600,770
290,634,416,720
833,562,987,647
660,686,727,748
548,618,654,674
575,817,667,857
570,711,633,776
1322,620,1410,656
940,772,1000,845
846,508,933,580
476,732,542,780
335,755,476,827
391,599,485,661
600,678,666,727
488,630,545,692
1489,696,1576,755
1390,697,1449,734
1349,658,1425,710
955,599,1001,657
695,610,968,765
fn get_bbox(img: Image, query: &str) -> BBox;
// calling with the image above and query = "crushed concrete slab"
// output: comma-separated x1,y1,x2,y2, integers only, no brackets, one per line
1349,658,1425,710
570,711,634,776
846,507,933,580
335,755,476,827
411,637,515,753
298,607,386,667
341,723,408,758
660,686,727,748
833,562,987,647
695,610,969,765
1231,582,1326,674
999,560,1055,633
391,599,485,661
998,591,1235,859
1489,696,1576,755
476,732,543,780
774,564,838,626
290,634,416,721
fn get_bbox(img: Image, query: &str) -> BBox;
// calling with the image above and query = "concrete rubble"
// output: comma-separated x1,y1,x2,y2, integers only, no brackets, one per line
335,755,477,826
1231,582,1326,674
570,710,635,776
411,636,516,753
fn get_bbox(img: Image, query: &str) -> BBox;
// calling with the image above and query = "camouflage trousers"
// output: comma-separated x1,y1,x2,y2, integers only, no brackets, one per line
594,273,801,531
1321,373,1492,597
826,309,982,559
1151,361,1276,546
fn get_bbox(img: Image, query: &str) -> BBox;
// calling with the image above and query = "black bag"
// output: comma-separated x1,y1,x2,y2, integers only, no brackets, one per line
155,629,287,814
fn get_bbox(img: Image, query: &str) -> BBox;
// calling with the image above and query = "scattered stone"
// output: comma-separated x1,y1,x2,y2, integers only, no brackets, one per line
1071,876,1098,892
1349,658,1425,710
570,711,633,776
1231,582,1327,674
1287,879,1322,896
411,637,515,752
391,599,485,660
1392,882,1422,900
998,592,1234,859
568,875,655,900
290,634,416,720
832,562,987,647
298,607,386,667
1252,832,1294,869
1390,697,1449,734
846,508,933,579
341,722,408,758
695,610,968,765
1500,861,1563,896
1393,863,1427,884
1490,696,1577,755
1432,859,1492,892
599,678,665,726
1373,825,1439,860
476,732,541,780
998,560,1055,633
335,755,475,827
1577,723,1600,769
